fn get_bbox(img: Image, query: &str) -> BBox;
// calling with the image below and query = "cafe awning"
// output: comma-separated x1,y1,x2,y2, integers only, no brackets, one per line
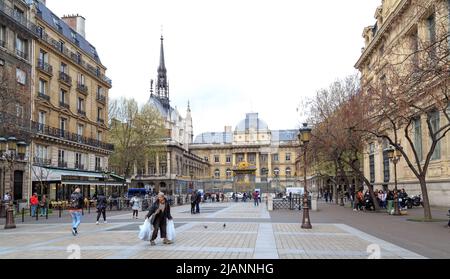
32,166,104,182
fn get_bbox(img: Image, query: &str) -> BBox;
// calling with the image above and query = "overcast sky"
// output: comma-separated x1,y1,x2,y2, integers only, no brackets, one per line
47,0,380,136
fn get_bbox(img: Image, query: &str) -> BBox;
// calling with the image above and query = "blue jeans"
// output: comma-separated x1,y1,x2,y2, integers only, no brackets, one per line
254,198,259,206
31,205,37,217
40,207,47,216
71,211,82,229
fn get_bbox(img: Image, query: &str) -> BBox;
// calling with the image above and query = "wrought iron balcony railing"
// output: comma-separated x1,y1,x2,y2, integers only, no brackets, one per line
59,71,72,86
33,157,52,166
77,83,88,95
75,163,85,170
15,49,27,60
77,109,86,117
0,0,38,36
97,118,105,125
58,161,68,168
37,59,53,76
96,93,106,104
31,121,114,151
59,102,70,109
38,92,50,101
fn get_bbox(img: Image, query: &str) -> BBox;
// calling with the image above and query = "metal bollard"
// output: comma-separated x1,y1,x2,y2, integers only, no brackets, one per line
22,208,25,223
46,206,48,220
36,207,38,221
29,206,32,217
59,206,62,218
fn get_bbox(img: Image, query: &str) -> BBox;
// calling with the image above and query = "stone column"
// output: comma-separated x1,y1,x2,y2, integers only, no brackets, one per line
232,154,236,167
144,157,149,176
256,153,260,182
244,153,248,163
156,153,160,176
167,151,171,178
268,153,272,179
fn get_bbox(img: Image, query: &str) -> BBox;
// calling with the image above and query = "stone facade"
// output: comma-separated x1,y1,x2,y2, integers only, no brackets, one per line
355,0,450,206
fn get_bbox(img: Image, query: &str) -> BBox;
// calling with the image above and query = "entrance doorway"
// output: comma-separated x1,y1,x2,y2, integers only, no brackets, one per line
14,171,24,201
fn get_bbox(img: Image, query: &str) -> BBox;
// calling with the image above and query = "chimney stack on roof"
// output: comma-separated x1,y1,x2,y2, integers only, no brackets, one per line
61,14,86,38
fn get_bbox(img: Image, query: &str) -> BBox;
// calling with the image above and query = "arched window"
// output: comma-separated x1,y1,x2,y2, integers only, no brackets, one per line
274,168,280,177
226,169,232,179
286,167,292,177
214,169,220,179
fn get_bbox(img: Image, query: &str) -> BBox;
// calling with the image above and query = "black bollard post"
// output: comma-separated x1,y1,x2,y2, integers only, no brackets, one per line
29,206,32,217
59,206,62,218
46,206,48,220
36,206,38,221
22,208,25,223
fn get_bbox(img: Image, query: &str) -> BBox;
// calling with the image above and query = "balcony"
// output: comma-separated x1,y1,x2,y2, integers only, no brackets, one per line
77,83,88,95
97,118,105,125
37,59,53,76
0,1,38,37
15,49,27,60
77,109,86,117
31,121,114,151
38,92,50,102
59,72,72,87
96,93,106,104
58,161,68,168
75,163,85,170
33,157,51,166
59,101,70,110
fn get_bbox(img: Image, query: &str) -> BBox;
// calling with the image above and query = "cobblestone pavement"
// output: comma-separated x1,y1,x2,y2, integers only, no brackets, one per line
0,201,428,259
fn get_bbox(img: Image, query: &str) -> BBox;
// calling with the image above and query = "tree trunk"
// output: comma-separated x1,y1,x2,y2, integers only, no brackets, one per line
418,177,432,220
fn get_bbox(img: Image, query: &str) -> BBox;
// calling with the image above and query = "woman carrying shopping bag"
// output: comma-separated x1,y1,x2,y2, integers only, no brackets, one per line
146,192,174,246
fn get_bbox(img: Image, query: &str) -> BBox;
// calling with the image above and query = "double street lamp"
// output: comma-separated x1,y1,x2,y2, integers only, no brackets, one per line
385,146,402,216
298,123,312,229
0,137,28,229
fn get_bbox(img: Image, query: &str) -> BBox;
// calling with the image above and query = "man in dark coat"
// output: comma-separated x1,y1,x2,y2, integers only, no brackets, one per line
190,191,197,214
96,191,107,224
146,192,173,246
195,191,202,214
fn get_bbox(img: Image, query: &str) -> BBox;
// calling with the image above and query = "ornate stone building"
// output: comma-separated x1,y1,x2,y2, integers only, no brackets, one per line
190,113,300,193
355,0,450,206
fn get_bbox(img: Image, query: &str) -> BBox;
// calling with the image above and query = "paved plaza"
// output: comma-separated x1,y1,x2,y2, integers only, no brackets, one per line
0,201,437,259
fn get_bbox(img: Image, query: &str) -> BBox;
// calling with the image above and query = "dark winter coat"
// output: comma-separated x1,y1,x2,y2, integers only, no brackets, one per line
146,198,173,225
96,195,107,210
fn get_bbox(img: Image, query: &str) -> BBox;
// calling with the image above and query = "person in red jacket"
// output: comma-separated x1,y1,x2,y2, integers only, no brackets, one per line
30,193,39,217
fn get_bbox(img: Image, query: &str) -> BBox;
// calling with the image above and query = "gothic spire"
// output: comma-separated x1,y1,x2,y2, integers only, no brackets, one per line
156,34,169,108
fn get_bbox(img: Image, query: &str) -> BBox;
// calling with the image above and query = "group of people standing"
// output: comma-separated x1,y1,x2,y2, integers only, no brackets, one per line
29,193,48,217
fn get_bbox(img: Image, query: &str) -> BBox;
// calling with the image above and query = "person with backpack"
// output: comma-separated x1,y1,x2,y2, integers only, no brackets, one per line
96,191,107,225
130,194,141,219
69,188,83,236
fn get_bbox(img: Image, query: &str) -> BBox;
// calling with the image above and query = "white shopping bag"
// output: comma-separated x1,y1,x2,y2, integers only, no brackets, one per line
138,219,151,241
166,219,176,241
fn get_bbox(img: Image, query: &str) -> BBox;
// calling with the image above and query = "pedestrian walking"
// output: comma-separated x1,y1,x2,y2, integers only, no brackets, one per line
30,193,39,217
130,194,141,219
324,191,329,203
146,192,174,246
190,191,197,214
196,191,201,214
253,191,260,207
39,194,48,217
96,191,107,224
69,188,83,236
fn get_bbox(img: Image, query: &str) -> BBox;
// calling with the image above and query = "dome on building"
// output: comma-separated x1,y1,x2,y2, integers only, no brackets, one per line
235,113,269,132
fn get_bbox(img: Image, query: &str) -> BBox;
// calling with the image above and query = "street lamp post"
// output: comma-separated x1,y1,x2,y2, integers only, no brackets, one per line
1,137,28,229
299,123,312,229
385,146,402,216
